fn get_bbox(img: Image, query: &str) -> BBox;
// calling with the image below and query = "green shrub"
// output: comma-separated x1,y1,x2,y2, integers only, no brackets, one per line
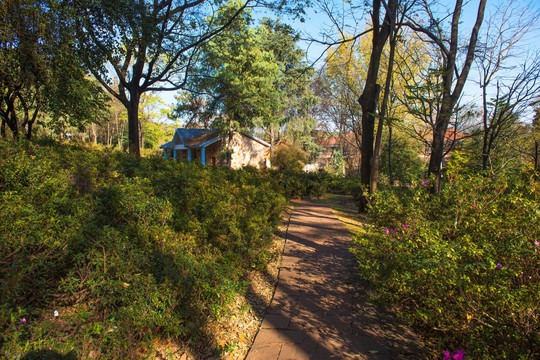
352,167,540,359
269,169,329,198
271,143,307,172
0,139,286,358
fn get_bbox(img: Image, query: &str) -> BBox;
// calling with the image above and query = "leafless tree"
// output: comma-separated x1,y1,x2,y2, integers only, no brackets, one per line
475,2,540,171
405,0,487,194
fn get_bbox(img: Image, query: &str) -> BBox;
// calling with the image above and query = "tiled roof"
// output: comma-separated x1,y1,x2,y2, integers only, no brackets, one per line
161,128,270,149
182,129,220,147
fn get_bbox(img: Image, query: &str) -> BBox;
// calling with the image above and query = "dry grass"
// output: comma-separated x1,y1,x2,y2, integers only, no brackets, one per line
315,194,368,236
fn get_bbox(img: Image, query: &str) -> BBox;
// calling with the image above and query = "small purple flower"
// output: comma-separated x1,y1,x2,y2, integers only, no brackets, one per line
103,153,107,158
496,263,502,269
392,229,398,234
453,350,466,360
534,240,539,246
385,228,389,234
20,318,26,324
443,351,452,360
403,224,408,230
422,180,428,187
35,144,40,147
472,204,477,208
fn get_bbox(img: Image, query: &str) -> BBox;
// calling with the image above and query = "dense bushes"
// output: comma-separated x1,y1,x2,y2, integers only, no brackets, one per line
352,165,540,359
0,140,286,358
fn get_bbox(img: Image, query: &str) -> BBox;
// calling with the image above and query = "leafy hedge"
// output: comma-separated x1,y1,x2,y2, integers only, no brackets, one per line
352,166,540,359
0,140,286,358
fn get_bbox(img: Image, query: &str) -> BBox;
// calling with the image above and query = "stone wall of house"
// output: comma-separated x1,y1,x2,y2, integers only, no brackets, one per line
204,140,223,167
229,132,269,169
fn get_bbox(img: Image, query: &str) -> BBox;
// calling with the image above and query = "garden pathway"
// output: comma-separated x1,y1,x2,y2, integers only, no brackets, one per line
245,199,425,360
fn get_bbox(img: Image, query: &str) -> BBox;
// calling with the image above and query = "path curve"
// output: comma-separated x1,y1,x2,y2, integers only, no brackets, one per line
246,199,425,360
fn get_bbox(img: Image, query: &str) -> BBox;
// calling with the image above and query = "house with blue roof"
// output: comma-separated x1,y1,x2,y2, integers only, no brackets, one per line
160,129,271,169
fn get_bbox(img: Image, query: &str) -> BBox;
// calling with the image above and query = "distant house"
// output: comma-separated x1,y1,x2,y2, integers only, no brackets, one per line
420,127,466,163
306,132,361,173
160,128,271,169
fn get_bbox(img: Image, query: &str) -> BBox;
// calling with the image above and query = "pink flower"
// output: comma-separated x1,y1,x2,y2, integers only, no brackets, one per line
534,240,539,246
496,263,502,269
385,228,389,234
453,350,466,360
472,204,477,208
103,153,107,158
444,350,466,360
403,224,408,230
392,229,398,234
20,318,26,324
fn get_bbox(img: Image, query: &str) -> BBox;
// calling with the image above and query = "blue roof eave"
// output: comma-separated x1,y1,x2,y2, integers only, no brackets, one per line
160,141,173,149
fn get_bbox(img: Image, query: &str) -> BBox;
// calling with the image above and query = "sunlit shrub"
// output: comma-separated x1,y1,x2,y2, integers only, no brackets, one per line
352,166,540,358
0,139,286,358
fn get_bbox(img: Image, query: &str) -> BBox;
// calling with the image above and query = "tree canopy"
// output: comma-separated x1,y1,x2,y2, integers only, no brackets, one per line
0,0,107,140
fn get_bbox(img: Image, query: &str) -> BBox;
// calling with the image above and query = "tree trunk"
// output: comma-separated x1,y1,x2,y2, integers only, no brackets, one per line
4,96,19,140
107,122,111,145
534,139,538,171
127,91,141,157
91,123,97,144
370,105,383,193
270,125,275,158
388,124,394,186
25,121,33,140
428,102,453,194
1,119,6,139
7,114,19,141
427,0,486,194
371,20,398,192
481,81,490,171
358,0,397,213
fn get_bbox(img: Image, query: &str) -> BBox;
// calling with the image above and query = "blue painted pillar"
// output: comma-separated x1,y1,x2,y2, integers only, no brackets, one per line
173,149,177,160
188,149,192,162
163,149,168,159
201,146,206,166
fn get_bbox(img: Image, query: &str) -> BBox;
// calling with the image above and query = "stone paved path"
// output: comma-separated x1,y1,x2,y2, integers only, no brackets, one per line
245,200,425,360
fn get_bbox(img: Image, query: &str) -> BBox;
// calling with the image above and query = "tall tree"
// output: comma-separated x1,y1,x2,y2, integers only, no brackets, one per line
255,18,318,155
405,0,487,193
74,0,250,156
357,0,399,212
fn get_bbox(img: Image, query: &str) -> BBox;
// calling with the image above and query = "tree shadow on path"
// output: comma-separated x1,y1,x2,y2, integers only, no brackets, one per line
246,200,427,360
